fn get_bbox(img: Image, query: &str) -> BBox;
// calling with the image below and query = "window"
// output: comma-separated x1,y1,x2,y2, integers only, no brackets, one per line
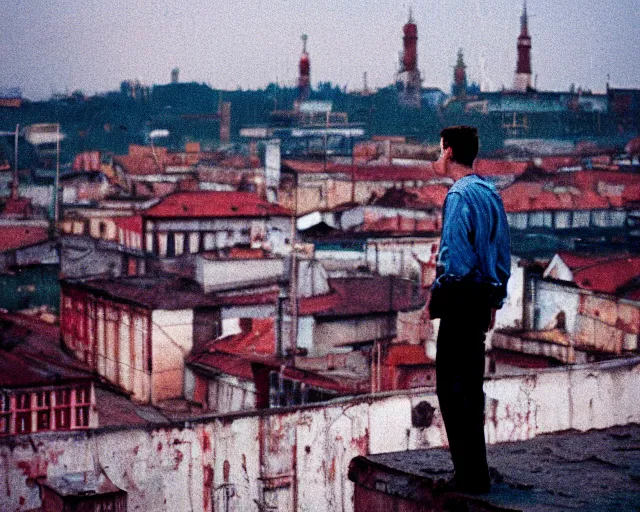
610,211,626,227
174,232,185,256
35,391,51,430
268,372,335,408
15,393,32,434
0,394,11,434
592,210,609,227
572,211,590,228
189,232,200,254
54,389,71,430
75,386,91,427
555,211,571,229
166,232,175,258
204,233,216,251
0,385,93,436
157,233,168,257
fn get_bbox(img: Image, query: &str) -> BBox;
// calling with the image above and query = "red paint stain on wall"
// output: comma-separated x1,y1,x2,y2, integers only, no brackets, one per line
203,464,214,511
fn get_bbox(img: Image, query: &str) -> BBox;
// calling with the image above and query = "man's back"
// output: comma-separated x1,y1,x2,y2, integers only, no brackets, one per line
437,174,511,307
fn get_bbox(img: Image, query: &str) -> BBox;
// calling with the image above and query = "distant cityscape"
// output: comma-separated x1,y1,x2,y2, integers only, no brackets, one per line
0,5,639,511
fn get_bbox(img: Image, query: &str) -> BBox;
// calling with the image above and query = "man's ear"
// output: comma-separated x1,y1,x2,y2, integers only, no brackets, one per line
442,146,453,161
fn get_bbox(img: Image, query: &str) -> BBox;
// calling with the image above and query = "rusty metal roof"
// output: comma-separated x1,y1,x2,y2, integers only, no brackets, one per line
61,276,218,310
0,226,50,252
299,276,424,318
0,312,93,388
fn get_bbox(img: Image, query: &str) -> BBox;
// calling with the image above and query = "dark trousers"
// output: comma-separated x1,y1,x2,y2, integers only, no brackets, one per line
436,308,491,490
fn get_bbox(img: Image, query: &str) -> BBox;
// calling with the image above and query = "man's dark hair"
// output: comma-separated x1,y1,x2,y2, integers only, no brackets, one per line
440,126,479,167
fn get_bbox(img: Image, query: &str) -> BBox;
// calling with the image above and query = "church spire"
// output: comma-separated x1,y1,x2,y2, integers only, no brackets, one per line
513,1,532,92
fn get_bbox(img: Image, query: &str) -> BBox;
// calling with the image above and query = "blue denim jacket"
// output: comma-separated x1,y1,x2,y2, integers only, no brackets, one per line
434,174,511,307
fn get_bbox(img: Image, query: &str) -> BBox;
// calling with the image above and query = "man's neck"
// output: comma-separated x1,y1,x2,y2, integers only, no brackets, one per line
445,160,475,180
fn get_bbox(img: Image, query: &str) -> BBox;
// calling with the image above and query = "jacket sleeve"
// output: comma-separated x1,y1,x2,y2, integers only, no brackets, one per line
437,192,476,278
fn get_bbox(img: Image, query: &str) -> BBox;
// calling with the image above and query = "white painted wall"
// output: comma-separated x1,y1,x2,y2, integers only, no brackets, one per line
151,309,194,402
313,316,393,356
3,358,640,512
366,238,439,279
494,256,526,330
196,258,285,293
535,280,580,333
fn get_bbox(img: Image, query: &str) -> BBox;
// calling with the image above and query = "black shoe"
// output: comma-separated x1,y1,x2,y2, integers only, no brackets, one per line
434,474,491,495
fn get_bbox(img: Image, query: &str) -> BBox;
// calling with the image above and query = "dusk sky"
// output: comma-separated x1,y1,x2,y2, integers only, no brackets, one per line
3,0,639,100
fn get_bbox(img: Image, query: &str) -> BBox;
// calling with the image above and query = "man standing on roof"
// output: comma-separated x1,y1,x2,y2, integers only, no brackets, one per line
429,126,511,494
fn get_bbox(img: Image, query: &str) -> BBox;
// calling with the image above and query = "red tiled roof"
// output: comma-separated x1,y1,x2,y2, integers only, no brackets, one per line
187,319,277,380
0,313,93,388
411,185,449,208
113,154,162,176
188,351,255,380
213,318,275,356
566,170,640,187
383,343,434,366
0,226,50,252
297,291,341,315
189,317,370,393
62,276,218,310
113,145,210,176
623,183,640,205
555,252,614,271
362,216,439,234
572,256,640,295
282,160,439,182
143,192,291,218
474,159,530,176
501,182,610,212
113,215,143,234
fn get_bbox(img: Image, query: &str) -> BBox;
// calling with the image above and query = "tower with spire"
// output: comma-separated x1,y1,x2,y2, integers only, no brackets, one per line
297,34,311,106
395,8,422,108
452,48,468,98
513,2,533,92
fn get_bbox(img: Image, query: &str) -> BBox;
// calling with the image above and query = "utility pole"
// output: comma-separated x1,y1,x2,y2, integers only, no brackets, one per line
12,124,19,199
288,171,299,360
54,123,60,225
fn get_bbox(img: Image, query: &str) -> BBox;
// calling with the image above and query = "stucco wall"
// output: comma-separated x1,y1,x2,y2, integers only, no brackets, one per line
2,358,640,512
494,256,525,331
151,309,194,402
196,258,285,293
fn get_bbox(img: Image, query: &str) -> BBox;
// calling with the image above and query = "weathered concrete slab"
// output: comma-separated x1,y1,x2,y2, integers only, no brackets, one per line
350,424,640,511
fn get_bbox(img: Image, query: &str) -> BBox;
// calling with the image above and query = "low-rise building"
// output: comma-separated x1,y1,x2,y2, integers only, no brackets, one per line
490,251,640,371
141,191,292,259
0,312,97,436
60,275,219,403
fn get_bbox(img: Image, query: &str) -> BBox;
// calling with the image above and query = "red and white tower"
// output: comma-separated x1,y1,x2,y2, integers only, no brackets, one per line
513,2,532,92
395,9,422,108
297,34,311,104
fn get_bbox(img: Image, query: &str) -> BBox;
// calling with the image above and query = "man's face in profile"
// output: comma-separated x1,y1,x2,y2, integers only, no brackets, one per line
439,138,451,163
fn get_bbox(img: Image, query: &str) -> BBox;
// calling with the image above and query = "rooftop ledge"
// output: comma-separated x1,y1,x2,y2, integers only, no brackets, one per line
349,423,640,511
